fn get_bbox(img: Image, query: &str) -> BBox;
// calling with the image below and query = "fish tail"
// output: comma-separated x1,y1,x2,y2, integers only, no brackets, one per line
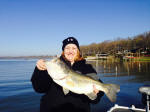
103,84,120,102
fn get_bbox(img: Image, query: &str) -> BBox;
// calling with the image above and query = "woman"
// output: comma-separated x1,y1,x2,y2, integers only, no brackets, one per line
31,37,104,112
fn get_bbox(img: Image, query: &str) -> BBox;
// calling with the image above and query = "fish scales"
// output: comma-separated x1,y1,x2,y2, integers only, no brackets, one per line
45,58,120,102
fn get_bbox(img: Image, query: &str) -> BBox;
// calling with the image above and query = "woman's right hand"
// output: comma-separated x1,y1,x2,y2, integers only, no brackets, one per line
36,59,47,71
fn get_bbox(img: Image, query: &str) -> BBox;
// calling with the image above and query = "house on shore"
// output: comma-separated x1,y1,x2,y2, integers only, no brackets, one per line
85,53,109,60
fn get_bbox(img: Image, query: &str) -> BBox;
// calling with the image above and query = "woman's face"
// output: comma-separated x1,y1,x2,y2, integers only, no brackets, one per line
64,44,78,63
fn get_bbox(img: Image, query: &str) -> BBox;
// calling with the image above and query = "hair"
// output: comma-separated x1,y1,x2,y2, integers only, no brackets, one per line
61,49,84,62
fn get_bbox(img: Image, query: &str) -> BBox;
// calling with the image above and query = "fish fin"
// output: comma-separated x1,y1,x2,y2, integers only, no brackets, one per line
86,73,99,80
86,92,97,100
63,87,69,95
104,84,120,102
66,80,75,87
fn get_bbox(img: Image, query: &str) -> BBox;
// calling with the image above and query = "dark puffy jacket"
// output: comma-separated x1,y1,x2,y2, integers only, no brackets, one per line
31,56,104,112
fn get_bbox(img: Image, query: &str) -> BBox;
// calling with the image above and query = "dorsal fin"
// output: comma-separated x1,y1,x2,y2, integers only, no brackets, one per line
86,73,99,80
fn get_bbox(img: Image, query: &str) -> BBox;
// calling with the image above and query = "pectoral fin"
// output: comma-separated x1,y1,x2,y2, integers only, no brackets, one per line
63,87,69,95
86,92,97,100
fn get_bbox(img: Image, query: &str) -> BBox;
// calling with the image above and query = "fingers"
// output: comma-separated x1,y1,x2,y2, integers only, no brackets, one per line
36,59,47,71
93,85,99,95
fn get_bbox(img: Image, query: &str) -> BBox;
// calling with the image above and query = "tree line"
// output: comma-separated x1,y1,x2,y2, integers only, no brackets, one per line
80,31,150,56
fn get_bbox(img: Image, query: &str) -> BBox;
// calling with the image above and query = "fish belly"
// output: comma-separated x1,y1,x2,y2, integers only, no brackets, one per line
54,78,93,94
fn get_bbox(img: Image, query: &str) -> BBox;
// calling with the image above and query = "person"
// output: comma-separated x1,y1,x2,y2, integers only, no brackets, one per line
31,37,104,112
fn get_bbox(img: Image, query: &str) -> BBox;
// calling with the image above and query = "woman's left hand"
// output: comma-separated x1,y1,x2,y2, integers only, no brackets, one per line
93,85,99,95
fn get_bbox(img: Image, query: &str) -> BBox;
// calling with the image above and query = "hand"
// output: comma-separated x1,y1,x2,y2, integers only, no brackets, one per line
93,85,99,95
36,59,47,71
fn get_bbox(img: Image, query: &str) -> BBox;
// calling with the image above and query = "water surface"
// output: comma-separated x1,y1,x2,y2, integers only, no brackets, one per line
0,59,150,112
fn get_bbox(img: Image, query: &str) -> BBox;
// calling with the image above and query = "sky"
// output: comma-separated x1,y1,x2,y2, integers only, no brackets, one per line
0,0,150,56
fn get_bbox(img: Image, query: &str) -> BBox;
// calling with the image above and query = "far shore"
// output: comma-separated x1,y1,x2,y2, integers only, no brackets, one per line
0,55,56,59
1,55,150,62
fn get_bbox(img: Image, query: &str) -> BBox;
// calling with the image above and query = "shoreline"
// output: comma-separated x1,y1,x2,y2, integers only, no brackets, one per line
0,55,56,59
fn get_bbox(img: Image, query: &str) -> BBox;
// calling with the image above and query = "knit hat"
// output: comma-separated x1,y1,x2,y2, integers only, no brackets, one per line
62,37,80,51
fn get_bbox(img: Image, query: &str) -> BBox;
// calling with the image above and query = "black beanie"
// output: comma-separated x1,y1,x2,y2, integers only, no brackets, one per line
62,37,80,51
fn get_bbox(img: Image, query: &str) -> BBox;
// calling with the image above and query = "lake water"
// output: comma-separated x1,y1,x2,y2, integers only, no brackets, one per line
0,59,150,112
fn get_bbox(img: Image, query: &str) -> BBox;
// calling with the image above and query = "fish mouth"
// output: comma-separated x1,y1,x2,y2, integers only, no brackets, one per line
51,58,61,64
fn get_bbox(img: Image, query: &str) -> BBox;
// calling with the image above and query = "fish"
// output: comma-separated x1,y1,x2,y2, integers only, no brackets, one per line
45,58,120,102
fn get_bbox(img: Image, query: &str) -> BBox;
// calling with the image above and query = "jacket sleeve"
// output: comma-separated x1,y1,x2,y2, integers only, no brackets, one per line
31,66,53,93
